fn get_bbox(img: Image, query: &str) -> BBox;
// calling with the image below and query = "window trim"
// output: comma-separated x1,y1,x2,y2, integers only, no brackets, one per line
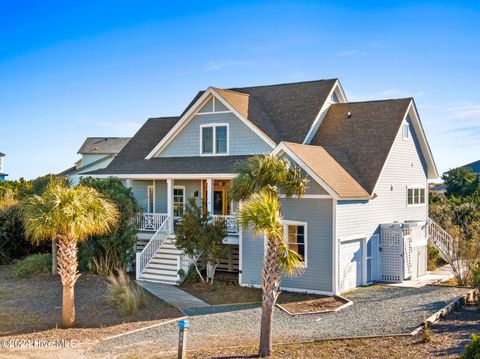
199,123,229,156
147,185,155,213
406,185,426,207
282,220,308,268
173,185,186,218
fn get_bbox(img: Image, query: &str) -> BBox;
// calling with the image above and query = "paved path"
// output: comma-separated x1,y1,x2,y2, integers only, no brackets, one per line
90,285,471,357
388,264,455,288
136,280,209,313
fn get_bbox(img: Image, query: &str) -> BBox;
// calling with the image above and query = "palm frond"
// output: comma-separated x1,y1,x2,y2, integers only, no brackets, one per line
21,180,119,245
277,241,305,277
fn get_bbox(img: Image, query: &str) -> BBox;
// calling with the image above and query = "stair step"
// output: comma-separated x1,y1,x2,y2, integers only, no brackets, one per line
149,257,178,265
151,252,179,259
148,262,178,270
143,268,178,277
140,272,178,283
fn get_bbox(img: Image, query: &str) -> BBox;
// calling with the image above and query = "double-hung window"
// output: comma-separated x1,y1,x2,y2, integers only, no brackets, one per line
201,124,228,155
283,221,307,267
407,186,426,206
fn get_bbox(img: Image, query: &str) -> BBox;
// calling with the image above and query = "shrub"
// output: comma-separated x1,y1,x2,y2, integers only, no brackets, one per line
11,254,52,278
79,178,141,274
427,245,441,271
0,193,50,264
461,334,480,359
107,270,145,315
175,198,227,284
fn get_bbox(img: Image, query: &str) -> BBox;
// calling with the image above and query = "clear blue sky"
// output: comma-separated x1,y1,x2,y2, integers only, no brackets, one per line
1,1,479,180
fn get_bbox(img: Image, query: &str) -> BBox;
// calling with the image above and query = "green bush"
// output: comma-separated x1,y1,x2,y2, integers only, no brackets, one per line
107,270,145,315
461,334,480,359
0,199,50,264
78,177,141,274
11,254,52,278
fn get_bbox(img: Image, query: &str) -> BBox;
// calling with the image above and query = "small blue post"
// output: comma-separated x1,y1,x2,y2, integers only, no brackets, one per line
178,319,190,359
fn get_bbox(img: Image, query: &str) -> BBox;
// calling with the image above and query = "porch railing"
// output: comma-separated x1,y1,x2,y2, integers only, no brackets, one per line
136,215,170,278
136,213,169,231
427,217,455,262
213,215,239,235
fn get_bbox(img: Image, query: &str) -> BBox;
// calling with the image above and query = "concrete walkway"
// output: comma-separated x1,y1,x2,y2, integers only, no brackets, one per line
388,264,455,288
137,280,209,313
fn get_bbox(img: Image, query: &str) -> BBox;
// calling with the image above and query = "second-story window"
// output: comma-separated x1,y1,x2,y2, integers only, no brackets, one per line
201,124,228,155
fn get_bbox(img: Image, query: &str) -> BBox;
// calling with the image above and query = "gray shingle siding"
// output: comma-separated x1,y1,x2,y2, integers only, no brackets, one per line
131,180,153,212
336,114,428,240
158,113,272,157
241,198,333,293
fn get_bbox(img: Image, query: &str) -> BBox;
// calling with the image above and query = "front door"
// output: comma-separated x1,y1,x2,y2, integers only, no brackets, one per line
202,180,231,215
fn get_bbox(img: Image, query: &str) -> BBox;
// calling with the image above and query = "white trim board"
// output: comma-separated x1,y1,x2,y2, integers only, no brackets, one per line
146,88,276,159
86,173,237,180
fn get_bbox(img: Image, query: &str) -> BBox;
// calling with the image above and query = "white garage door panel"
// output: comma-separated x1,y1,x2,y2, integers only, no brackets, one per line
339,239,363,293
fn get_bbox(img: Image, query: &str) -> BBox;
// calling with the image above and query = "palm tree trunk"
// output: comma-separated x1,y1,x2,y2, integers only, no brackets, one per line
51,238,58,276
258,237,281,357
57,236,80,328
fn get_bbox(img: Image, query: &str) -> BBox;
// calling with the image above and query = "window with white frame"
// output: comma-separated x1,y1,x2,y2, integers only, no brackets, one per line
201,124,228,155
407,186,426,206
147,185,154,213
173,187,185,218
283,221,307,266
402,117,411,140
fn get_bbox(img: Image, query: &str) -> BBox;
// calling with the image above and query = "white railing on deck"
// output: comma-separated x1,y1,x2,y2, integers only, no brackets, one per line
136,215,170,278
136,213,168,231
427,217,455,262
213,215,239,235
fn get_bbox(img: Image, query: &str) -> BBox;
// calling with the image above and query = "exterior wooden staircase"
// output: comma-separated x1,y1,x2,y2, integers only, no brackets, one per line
136,216,192,285
427,217,455,262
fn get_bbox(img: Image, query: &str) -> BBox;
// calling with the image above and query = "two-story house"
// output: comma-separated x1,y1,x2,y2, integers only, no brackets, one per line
86,79,440,295
0,152,7,182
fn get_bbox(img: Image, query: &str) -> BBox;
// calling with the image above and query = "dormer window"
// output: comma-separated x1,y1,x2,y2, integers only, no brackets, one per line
201,124,229,155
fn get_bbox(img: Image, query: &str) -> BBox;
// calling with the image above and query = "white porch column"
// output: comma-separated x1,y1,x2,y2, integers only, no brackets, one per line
206,178,213,215
167,179,174,234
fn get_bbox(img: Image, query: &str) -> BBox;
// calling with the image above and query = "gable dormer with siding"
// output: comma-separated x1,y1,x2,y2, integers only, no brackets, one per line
85,79,440,294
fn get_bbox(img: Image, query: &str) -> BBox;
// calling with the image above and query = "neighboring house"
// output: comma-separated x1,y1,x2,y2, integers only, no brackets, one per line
59,137,130,184
464,160,480,175
0,152,7,182
86,78,441,295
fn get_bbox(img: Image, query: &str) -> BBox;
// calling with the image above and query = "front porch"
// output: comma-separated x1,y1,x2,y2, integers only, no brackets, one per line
129,177,240,284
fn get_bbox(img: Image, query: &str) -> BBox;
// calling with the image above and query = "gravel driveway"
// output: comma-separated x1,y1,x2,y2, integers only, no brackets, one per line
89,285,471,356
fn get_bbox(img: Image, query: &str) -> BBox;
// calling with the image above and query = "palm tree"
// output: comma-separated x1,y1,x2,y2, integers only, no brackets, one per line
231,154,307,357
22,181,118,328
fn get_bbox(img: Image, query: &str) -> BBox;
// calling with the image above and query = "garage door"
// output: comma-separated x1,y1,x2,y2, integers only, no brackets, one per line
339,239,363,292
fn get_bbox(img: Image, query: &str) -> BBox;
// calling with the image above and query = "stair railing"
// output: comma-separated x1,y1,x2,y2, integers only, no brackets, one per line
136,215,170,279
427,217,455,262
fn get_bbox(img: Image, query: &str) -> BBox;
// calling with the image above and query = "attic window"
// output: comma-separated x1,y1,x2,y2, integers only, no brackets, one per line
201,123,229,155
331,91,339,103
402,122,410,140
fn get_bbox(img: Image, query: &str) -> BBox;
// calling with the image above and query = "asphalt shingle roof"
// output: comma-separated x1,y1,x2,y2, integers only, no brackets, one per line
311,98,412,194
78,137,130,154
